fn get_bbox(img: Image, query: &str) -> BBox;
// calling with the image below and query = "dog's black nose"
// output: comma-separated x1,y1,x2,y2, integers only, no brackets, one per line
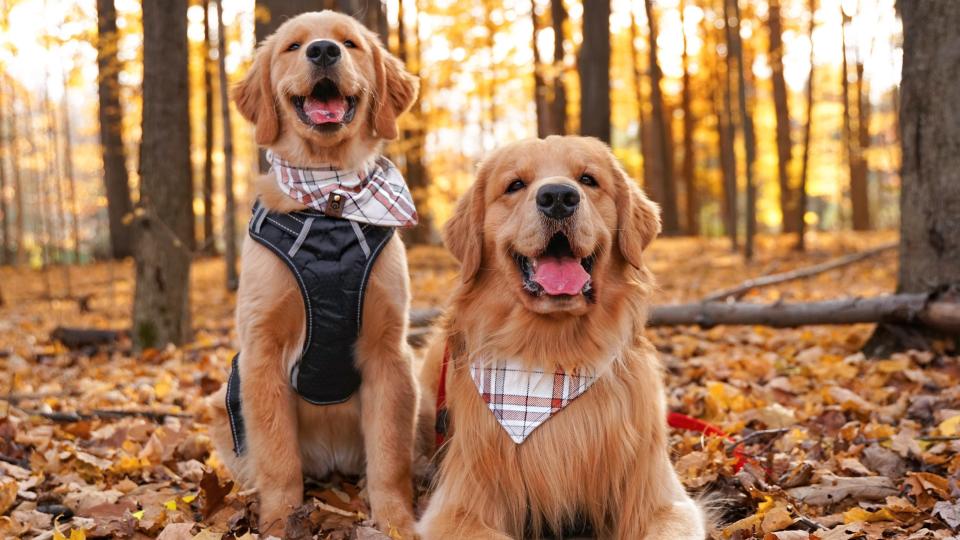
306,40,341,67
536,183,580,220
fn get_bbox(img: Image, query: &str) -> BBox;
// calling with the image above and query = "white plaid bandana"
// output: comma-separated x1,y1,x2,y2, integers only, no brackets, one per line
470,358,598,444
267,150,418,228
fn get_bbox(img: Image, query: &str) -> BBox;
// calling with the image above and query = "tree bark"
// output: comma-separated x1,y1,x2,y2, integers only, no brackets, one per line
866,1,960,356
202,0,217,255
718,0,738,250
396,0,432,244
767,0,794,234
629,6,652,188
133,0,193,349
644,0,680,235
795,0,816,250
61,71,80,263
216,0,238,291
96,0,134,259
578,0,611,144
648,294,960,332
6,78,24,264
549,0,567,135
728,0,757,259
679,0,697,235
851,56,870,230
532,1,550,139
0,77,9,265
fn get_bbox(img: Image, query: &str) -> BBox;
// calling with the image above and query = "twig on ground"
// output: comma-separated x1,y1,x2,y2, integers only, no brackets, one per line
701,241,897,302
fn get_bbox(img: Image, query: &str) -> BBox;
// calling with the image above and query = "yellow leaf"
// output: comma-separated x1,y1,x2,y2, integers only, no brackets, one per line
182,493,198,503
164,499,178,511
131,510,145,520
70,530,86,540
938,415,960,436
843,506,895,524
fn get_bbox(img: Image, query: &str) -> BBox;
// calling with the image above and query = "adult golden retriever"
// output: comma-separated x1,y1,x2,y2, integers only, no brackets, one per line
416,137,705,539
207,11,419,537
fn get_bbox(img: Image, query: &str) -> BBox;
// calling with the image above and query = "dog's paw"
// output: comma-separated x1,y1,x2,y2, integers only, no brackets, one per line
373,505,417,539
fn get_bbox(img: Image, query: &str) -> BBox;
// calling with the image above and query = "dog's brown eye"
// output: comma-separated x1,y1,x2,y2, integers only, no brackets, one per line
505,180,526,193
579,174,598,187
343,40,357,49
286,42,301,52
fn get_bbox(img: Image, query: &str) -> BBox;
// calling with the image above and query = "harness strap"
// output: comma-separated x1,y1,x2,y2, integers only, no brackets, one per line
287,216,315,257
434,342,451,447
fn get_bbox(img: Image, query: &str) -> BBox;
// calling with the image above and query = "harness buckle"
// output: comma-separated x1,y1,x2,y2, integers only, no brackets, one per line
325,192,344,218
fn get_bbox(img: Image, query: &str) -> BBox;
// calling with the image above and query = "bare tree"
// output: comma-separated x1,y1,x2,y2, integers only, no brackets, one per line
133,0,193,348
398,0,432,244
717,0,738,249
7,80,24,264
532,1,550,138
578,0,611,143
549,0,568,135
840,8,870,230
728,0,757,259
767,0,794,233
679,0,698,235
0,72,9,265
215,0,238,291
795,0,817,250
202,0,217,255
96,0,134,258
61,69,80,263
867,0,960,355
628,5,651,188
644,0,680,235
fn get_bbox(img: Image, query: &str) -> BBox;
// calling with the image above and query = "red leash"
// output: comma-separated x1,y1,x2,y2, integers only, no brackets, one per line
435,343,747,470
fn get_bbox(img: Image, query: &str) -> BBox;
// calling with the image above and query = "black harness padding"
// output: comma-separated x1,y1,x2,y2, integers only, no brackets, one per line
226,201,394,455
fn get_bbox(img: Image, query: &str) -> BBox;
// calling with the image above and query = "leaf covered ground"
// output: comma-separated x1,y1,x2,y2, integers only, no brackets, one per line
0,231,958,539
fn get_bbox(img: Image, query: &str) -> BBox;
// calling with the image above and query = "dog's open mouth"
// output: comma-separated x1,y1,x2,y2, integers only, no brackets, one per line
291,78,358,129
514,233,595,299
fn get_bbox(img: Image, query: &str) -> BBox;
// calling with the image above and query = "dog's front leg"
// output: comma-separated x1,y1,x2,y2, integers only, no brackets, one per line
240,338,303,537
358,347,417,536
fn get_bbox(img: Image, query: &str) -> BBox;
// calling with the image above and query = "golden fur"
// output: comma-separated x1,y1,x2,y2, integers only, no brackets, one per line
206,11,419,538
416,137,706,539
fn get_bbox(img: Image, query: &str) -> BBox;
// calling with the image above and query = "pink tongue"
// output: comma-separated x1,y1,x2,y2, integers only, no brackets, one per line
303,96,347,123
532,257,590,296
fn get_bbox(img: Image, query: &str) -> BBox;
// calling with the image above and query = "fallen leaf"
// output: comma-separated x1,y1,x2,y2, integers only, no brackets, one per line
787,475,897,506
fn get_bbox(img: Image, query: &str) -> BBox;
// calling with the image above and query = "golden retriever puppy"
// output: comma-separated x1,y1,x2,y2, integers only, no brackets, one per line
416,137,705,539
206,11,419,537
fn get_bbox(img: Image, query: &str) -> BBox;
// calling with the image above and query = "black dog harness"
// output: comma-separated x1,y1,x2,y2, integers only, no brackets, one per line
226,201,394,455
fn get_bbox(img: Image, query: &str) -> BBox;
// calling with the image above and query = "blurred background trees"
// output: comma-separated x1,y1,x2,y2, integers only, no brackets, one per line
0,0,916,344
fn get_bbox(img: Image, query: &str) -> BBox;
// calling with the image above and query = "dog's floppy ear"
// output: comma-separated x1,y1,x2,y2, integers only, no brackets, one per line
443,167,486,283
368,32,419,140
232,38,279,145
614,162,661,268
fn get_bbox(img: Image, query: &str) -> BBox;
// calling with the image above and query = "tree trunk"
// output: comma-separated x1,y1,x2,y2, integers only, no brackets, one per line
398,0,432,244
628,6,652,188
729,0,757,260
795,0,816,250
216,0,238,291
532,1,550,138
133,0,193,349
644,0,680,235
578,0,611,143
718,0,738,250
840,10,869,230
767,0,794,234
0,78,9,265
46,96,68,267
61,72,81,263
202,0,217,255
851,57,870,230
96,0,134,259
549,0,567,135
6,79,24,264
867,0,960,355
679,0,697,235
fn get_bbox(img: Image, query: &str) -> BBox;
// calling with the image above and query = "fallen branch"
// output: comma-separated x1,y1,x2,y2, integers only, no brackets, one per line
648,293,960,332
701,241,897,302
50,327,124,349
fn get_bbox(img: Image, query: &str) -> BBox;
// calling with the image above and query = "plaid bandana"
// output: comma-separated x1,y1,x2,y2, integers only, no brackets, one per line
470,358,599,444
267,150,418,228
